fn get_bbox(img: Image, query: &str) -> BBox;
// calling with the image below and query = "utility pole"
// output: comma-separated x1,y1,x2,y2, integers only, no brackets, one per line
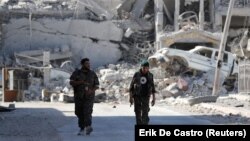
212,0,235,96
154,0,164,50
29,11,32,50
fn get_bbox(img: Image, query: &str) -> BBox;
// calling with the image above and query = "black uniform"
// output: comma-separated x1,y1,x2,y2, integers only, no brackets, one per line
129,69,156,125
70,68,99,130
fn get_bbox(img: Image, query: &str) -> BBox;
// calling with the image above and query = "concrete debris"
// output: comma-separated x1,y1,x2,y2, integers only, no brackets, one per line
220,0,250,8
122,30,155,63
120,43,130,51
157,77,178,90
177,77,188,91
25,78,43,101
116,0,136,19
59,93,74,103
247,39,250,51
148,46,238,78
79,0,114,20
185,0,200,6
114,19,153,31
1,0,76,11
188,95,218,106
15,49,72,66
89,62,232,103
95,90,107,103
0,105,15,112
130,0,150,18
1,0,249,105
124,28,134,37
228,29,250,57
178,11,199,29
159,29,221,47
66,20,123,41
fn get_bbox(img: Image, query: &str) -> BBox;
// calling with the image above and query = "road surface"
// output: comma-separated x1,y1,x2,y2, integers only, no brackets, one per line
0,102,213,141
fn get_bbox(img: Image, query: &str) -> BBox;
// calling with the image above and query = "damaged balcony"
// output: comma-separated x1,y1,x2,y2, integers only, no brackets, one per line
215,0,250,30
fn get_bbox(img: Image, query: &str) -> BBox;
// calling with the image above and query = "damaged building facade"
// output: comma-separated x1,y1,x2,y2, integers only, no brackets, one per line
152,0,250,98
0,0,250,102
154,0,250,50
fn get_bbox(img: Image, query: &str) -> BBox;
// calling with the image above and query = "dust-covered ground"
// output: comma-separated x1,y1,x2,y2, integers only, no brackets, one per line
0,102,216,141
160,93,250,125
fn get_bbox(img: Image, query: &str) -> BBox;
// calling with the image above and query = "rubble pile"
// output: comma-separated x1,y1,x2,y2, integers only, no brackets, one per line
0,0,78,11
0,0,156,67
89,62,234,103
0,0,248,105
0,0,158,102
220,0,250,7
2,61,236,103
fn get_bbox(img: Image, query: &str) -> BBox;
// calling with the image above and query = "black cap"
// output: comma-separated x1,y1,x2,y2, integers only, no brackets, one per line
141,60,149,67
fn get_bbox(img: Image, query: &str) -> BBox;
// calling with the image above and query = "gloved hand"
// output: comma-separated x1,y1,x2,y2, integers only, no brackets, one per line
129,97,134,107
151,99,155,106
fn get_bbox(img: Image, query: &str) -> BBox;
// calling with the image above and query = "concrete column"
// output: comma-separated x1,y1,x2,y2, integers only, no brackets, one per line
214,0,221,8
0,13,3,50
29,12,32,50
1,68,5,102
215,13,223,31
43,51,50,87
210,0,215,31
214,0,222,31
154,0,164,50
212,0,235,96
163,2,173,24
8,70,14,90
174,0,180,31
199,0,204,30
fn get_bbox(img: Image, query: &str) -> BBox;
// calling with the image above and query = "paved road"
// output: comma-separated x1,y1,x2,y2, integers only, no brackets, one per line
0,102,213,141
58,103,213,141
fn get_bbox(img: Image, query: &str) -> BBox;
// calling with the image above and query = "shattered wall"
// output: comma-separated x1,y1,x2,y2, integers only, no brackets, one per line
215,0,250,30
1,18,123,68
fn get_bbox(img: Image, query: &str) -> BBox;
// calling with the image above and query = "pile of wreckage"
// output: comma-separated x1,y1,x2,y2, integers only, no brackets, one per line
0,0,156,103
0,0,250,104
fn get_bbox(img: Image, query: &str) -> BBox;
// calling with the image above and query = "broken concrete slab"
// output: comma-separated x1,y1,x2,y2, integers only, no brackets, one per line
61,20,124,41
163,1,173,24
58,93,74,103
228,94,250,102
4,19,123,53
0,105,15,112
200,102,250,118
15,50,72,65
70,39,122,68
130,0,150,18
114,19,153,31
95,91,107,103
80,0,114,20
42,0,60,5
159,29,221,47
117,0,136,18
188,96,218,106
177,77,188,91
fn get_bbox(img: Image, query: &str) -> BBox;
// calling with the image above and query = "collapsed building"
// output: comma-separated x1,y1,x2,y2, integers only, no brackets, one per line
150,0,250,101
0,0,249,103
0,0,156,102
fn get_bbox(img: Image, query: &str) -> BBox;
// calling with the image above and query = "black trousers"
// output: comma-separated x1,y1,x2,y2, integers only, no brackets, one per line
134,96,150,125
74,94,94,129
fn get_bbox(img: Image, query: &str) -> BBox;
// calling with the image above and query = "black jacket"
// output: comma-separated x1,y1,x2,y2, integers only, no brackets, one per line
129,69,156,97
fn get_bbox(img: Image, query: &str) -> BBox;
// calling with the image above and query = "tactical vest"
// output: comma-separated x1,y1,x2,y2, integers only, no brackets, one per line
131,71,154,97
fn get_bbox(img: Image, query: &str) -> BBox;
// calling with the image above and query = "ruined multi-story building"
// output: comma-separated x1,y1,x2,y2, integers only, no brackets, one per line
155,0,250,53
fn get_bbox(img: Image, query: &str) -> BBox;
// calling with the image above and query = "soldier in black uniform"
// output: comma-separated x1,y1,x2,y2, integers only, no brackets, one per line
129,60,156,125
70,58,99,135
